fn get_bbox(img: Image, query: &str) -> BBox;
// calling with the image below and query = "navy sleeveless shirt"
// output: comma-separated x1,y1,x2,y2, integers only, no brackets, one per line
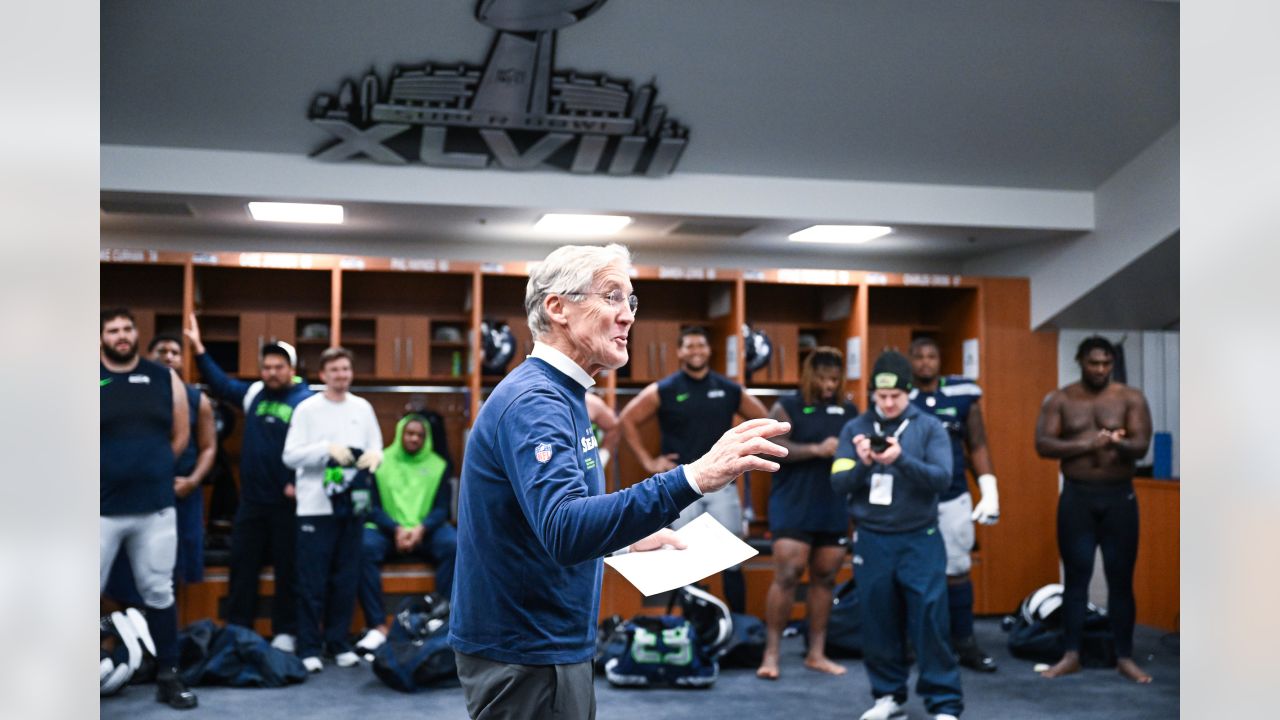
768,394,858,534
101,358,175,515
656,370,742,463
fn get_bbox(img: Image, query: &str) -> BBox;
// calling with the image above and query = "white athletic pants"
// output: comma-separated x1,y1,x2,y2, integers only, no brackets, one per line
100,507,177,609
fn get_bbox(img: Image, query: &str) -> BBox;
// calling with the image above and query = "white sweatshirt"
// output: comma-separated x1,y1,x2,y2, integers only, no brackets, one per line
282,392,383,517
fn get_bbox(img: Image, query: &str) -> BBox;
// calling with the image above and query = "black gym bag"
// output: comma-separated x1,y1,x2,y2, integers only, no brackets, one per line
371,593,457,692
1005,586,1117,668
805,578,863,658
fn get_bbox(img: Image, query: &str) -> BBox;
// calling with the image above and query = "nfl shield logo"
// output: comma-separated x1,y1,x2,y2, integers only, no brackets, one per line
535,443,553,464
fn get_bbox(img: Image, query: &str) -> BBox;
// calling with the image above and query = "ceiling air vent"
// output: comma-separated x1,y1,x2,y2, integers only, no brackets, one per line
666,221,754,237
100,200,195,217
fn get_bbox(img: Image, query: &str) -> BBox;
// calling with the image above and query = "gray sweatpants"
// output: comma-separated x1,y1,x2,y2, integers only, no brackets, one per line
671,483,744,537
937,493,976,576
456,652,595,720
100,507,177,609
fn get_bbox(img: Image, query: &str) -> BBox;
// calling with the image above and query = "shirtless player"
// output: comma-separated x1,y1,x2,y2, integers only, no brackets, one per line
1034,336,1153,683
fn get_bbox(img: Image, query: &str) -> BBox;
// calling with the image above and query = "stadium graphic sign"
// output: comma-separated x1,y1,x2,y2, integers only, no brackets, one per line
309,0,688,176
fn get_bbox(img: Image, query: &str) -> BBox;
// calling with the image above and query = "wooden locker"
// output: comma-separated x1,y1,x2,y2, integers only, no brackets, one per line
403,316,430,378
374,315,403,378
265,312,295,346
238,312,268,374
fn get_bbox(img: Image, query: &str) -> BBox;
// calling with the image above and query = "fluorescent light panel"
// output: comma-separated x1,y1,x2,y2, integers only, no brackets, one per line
534,213,632,235
248,201,344,224
789,225,892,244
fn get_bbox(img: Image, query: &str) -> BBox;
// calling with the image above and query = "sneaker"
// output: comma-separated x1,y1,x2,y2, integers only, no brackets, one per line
334,651,361,667
270,633,297,654
302,656,323,673
355,628,387,654
155,668,198,710
953,635,997,673
859,696,906,720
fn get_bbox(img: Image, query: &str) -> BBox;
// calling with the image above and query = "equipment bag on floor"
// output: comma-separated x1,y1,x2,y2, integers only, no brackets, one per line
600,615,718,688
1005,583,1117,668
371,633,456,693
387,592,451,642
670,583,763,668
718,613,766,668
372,592,457,692
805,577,863,658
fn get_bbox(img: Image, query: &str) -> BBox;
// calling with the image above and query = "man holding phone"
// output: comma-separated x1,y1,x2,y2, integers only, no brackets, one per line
831,350,962,720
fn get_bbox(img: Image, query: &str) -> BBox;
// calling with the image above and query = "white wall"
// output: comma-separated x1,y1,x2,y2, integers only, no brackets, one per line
964,125,1179,329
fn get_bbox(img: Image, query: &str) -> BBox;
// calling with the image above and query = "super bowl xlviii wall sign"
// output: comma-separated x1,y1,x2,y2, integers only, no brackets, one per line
309,0,688,176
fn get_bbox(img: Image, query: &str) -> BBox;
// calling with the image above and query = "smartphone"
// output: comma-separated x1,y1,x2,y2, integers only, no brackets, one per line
868,435,891,453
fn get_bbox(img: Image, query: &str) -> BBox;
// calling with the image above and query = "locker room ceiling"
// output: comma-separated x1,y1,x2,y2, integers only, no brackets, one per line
100,1,1179,324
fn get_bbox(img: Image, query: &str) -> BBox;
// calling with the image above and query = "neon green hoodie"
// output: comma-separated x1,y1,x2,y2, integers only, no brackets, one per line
370,414,447,529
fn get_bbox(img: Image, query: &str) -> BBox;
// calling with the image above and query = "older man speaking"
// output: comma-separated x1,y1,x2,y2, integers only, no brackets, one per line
449,244,790,720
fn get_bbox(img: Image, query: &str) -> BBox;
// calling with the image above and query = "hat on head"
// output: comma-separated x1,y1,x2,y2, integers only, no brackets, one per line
871,350,912,391
262,341,298,368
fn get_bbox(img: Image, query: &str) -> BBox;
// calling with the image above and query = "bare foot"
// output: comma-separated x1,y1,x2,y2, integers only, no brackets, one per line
756,654,780,680
1117,657,1152,684
803,655,847,676
1040,652,1082,678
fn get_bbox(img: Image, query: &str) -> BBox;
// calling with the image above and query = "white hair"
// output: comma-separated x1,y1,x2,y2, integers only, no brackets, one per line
526,243,632,340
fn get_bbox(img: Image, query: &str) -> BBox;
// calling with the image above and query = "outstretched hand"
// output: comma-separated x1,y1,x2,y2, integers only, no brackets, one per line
684,418,790,494
184,313,205,354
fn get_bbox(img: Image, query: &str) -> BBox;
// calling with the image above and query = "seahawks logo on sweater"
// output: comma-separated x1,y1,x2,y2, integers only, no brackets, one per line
255,400,294,424
324,449,373,517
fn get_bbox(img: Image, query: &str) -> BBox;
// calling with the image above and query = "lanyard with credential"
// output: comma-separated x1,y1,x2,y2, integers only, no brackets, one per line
872,417,911,444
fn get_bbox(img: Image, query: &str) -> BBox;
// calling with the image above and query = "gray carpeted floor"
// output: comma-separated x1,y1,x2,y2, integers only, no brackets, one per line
101,619,1179,719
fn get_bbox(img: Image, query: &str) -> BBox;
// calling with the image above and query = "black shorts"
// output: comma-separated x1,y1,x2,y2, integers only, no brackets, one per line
772,529,848,548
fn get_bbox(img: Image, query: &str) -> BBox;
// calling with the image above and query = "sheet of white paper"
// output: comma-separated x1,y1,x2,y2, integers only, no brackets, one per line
603,512,759,596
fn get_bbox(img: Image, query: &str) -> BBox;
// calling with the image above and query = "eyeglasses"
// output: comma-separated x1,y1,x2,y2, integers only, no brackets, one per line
562,288,639,315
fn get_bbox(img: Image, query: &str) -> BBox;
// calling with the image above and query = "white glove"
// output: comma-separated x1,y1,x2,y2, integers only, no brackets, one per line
356,448,383,473
328,443,354,466
971,474,1000,525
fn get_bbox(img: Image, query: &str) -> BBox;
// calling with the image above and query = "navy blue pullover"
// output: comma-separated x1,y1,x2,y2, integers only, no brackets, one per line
449,357,701,665
195,353,313,506
830,403,952,533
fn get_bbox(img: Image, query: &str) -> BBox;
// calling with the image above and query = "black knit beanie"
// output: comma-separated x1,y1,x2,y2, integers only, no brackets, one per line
871,350,912,391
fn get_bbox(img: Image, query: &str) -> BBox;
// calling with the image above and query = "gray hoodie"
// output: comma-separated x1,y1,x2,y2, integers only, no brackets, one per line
830,403,952,533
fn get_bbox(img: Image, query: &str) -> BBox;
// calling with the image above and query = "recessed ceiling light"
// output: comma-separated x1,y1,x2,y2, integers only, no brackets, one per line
248,201,344,224
788,225,892,244
534,213,632,235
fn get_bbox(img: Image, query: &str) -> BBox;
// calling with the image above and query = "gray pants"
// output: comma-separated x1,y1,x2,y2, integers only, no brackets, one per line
937,493,976,576
100,507,177,609
456,652,595,720
671,483,743,537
